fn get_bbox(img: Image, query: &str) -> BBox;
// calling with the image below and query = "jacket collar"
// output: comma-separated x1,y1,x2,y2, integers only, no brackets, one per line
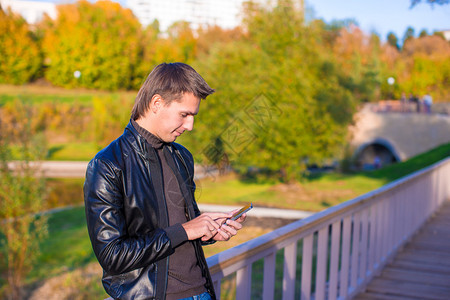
124,120,175,157
130,119,165,149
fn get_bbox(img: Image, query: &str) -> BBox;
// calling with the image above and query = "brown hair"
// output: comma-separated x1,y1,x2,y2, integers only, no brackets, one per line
131,63,215,120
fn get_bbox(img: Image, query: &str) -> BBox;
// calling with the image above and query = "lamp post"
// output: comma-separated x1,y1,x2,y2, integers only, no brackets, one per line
387,77,395,100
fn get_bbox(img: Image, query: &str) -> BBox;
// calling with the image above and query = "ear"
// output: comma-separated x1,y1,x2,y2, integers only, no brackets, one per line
150,94,165,113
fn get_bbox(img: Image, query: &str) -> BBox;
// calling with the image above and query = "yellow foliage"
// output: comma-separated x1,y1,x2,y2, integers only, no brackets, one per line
0,8,42,84
40,0,142,90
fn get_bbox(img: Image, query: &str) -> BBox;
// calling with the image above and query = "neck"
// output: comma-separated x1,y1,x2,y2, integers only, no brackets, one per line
132,119,165,148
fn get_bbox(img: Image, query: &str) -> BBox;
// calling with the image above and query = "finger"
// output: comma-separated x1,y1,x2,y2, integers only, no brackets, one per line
225,218,243,229
217,228,231,240
203,212,233,219
220,224,237,236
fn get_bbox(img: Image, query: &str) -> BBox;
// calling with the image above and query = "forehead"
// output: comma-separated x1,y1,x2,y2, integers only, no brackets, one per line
169,93,201,114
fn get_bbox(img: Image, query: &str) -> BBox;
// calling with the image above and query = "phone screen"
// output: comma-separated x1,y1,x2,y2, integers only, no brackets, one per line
230,203,253,221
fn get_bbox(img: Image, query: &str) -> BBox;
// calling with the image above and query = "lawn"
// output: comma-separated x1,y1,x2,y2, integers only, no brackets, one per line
0,83,135,106
46,142,100,161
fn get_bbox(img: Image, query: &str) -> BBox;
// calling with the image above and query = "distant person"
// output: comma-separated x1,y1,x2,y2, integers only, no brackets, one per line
400,92,407,112
411,94,421,113
84,63,246,300
423,93,433,114
374,156,381,169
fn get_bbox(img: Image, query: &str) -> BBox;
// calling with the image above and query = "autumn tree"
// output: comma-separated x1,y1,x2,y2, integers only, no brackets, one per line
187,0,360,181
387,32,400,50
40,0,142,90
398,35,450,100
0,101,48,300
0,8,42,84
196,25,245,57
402,26,415,48
410,0,449,7
332,25,382,102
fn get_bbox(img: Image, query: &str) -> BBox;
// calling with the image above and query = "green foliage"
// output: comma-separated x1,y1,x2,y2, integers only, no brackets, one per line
92,95,132,149
41,0,142,90
0,0,449,180
387,32,400,50
402,26,415,46
190,1,361,181
410,0,449,7
0,101,48,299
0,8,42,84
385,35,450,100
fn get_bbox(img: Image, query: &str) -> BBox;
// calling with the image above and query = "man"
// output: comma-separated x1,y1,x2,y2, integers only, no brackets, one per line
423,93,432,114
84,63,246,300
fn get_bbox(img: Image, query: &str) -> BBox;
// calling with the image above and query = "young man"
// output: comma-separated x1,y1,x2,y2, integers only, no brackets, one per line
84,63,246,300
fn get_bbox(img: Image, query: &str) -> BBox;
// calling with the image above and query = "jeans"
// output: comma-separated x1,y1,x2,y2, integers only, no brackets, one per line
178,291,212,300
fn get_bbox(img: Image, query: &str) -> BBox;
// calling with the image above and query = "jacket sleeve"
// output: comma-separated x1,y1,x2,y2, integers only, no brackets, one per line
84,157,175,276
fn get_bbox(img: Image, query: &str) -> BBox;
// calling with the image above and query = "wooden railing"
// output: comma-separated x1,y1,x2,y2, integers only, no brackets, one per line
206,157,450,300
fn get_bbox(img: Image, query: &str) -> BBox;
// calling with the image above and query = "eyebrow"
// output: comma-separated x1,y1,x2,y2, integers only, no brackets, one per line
181,110,198,116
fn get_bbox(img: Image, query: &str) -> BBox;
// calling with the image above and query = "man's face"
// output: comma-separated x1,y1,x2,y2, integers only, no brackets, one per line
153,92,201,143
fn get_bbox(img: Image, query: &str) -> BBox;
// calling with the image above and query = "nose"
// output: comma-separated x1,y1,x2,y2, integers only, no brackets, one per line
183,115,194,131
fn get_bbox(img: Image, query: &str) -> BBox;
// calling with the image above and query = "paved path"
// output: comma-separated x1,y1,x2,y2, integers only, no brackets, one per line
7,160,88,178
7,161,219,179
9,161,315,220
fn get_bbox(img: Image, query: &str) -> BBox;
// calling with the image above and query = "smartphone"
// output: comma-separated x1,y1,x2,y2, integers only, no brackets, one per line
230,203,253,221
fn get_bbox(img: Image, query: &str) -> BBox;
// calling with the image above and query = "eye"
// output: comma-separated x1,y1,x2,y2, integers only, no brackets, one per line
181,113,188,118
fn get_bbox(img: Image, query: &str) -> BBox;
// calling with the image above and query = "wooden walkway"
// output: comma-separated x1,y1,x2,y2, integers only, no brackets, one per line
354,201,450,300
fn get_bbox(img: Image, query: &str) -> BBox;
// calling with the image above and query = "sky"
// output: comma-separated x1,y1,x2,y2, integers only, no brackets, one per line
27,0,450,41
306,0,450,41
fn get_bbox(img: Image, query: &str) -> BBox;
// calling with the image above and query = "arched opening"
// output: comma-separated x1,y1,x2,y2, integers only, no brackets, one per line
355,141,400,170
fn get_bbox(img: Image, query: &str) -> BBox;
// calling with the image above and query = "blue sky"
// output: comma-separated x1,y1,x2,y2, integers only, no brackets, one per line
306,0,450,41
34,0,450,41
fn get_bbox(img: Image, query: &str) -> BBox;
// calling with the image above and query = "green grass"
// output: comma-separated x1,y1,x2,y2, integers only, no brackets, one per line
0,84,135,106
47,142,99,161
196,143,450,212
28,206,96,282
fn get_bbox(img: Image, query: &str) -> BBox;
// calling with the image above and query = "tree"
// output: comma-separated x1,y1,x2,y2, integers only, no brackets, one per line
410,0,449,7
402,27,415,47
387,32,400,50
189,0,359,181
40,0,142,90
399,35,450,100
419,29,428,38
0,8,42,84
0,101,48,300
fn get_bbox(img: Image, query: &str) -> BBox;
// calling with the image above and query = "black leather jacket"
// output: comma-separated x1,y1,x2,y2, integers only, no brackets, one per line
84,122,216,300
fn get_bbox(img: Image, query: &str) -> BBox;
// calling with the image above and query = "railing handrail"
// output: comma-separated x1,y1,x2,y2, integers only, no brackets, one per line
207,156,450,299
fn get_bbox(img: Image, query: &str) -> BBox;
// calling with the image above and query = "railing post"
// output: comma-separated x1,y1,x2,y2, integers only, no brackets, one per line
283,242,297,300
367,204,377,274
315,227,329,300
328,220,341,300
359,209,369,281
339,216,352,298
212,278,221,299
350,211,361,290
263,252,276,300
236,265,252,300
300,234,313,300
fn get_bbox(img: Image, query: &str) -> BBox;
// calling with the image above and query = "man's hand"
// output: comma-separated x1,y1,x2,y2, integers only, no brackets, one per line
212,208,247,241
182,212,232,241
